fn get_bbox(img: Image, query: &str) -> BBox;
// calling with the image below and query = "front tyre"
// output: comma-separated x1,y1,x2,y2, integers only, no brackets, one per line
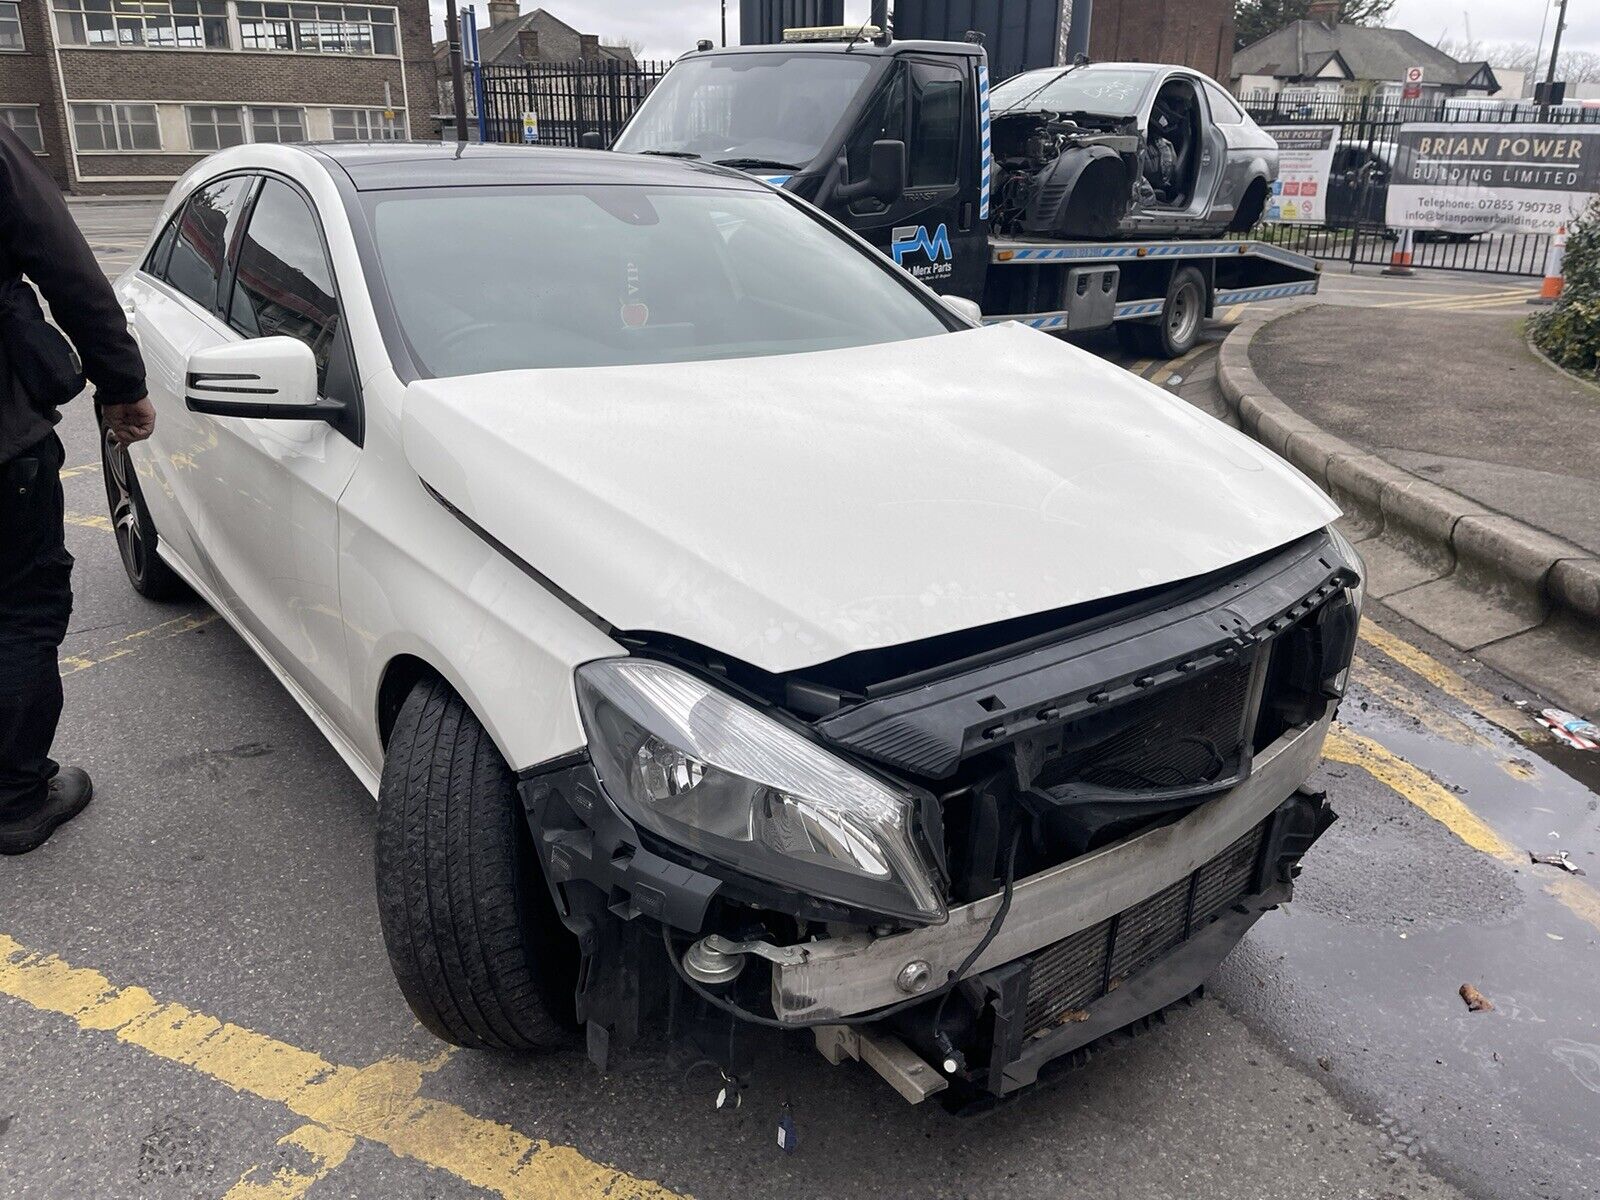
99,419,189,601
375,677,579,1050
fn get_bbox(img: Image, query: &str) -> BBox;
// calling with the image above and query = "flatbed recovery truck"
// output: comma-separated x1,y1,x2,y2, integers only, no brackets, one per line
610,28,1320,357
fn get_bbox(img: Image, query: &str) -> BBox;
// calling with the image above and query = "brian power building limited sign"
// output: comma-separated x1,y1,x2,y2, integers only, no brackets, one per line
1385,123,1600,235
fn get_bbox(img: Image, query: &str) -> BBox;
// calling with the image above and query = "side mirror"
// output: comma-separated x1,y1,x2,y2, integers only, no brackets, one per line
943,296,983,325
186,337,338,421
837,138,907,206
580,131,607,150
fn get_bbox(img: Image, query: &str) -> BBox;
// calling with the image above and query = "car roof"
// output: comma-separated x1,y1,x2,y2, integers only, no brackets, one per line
299,141,766,192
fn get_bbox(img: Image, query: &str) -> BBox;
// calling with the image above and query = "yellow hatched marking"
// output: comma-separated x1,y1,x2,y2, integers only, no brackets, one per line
1149,342,1210,387
221,1124,356,1200
1357,619,1537,739
1325,729,1600,933
1435,293,1538,312
60,462,101,479
59,612,219,676
0,934,688,1200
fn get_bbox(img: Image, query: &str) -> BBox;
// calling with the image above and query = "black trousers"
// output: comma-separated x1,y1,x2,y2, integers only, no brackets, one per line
0,431,71,818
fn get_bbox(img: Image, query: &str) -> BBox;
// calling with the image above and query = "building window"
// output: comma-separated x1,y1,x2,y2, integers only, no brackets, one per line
330,108,401,140
71,102,161,150
184,103,306,149
0,1,23,49
53,0,229,48
249,105,305,142
0,106,44,151
236,2,397,55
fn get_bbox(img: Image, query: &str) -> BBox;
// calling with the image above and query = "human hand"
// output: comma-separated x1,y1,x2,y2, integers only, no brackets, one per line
103,396,156,445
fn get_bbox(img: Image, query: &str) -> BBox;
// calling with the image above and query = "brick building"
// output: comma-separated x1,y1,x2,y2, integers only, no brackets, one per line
0,0,433,193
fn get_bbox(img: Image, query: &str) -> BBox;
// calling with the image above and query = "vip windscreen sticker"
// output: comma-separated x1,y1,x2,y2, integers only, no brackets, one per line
621,259,649,327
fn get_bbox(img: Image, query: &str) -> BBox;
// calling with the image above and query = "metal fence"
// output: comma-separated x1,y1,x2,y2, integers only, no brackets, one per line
1239,95,1600,276
477,59,672,148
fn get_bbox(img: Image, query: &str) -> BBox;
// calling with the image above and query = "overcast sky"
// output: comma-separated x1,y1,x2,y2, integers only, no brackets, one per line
429,1,1594,66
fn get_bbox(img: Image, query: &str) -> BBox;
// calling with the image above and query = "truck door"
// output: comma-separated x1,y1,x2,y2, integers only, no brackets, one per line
832,55,987,302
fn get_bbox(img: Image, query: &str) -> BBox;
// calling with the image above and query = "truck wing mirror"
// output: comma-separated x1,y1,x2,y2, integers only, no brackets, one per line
837,138,907,206
580,131,607,150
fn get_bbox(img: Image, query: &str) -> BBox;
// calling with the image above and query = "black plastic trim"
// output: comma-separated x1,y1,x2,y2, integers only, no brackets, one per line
815,529,1358,778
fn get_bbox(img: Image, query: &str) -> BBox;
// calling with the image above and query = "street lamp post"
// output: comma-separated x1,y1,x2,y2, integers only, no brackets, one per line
1540,0,1569,112
721,0,727,47
444,0,470,145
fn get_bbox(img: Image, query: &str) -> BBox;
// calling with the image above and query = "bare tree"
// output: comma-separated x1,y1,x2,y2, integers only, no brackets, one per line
601,34,646,57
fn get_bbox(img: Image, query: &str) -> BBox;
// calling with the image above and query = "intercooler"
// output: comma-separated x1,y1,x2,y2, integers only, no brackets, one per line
1019,821,1266,1039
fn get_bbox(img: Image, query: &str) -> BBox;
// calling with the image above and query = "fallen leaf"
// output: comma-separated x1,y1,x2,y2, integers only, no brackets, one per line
1459,983,1494,1013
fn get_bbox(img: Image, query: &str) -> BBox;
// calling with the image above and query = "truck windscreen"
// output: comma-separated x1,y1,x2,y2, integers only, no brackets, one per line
613,52,873,172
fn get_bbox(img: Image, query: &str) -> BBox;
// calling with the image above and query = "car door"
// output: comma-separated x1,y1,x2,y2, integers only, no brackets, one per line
833,56,980,299
1200,77,1255,222
185,174,362,728
119,175,254,585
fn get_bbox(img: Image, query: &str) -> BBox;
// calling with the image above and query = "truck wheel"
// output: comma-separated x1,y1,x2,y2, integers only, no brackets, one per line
375,677,580,1050
1151,266,1206,358
99,419,189,601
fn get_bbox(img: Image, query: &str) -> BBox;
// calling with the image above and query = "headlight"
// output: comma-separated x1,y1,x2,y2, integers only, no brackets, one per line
576,658,946,924
1327,524,1366,617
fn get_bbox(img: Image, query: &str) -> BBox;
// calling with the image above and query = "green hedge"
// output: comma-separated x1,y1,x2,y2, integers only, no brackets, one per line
1530,197,1600,377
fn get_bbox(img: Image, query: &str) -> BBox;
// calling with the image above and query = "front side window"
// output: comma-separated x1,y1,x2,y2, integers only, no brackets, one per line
0,2,24,49
614,52,874,170
330,107,400,139
235,1,397,55
163,174,248,310
846,64,906,184
229,178,342,390
71,102,161,150
187,104,246,151
365,185,954,379
908,60,964,186
53,0,228,47
0,106,44,152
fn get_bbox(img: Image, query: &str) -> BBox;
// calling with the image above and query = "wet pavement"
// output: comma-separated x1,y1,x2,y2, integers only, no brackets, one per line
0,202,1594,1199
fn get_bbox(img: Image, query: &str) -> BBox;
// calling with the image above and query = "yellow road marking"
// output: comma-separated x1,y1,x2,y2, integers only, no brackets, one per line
1372,287,1531,310
1325,728,1600,934
0,934,687,1200
59,612,219,676
1351,655,1537,782
1149,342,1210,387
1124,357,1155,377
1434,294,1538,312
1357,619,1537,739
221,1124,356,1200
60,462,100,479
65,510,113,532
1325,726,1518,860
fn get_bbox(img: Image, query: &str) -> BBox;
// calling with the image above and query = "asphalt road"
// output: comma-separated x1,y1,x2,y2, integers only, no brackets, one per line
0,202,1595,1200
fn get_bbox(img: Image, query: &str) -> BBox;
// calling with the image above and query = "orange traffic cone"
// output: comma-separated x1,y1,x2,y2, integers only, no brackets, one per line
1531,226,1566,305
1383,227,1415,276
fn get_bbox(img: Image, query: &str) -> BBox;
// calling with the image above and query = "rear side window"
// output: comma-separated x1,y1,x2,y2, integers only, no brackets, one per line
228,178,345,397
1204,80,1245,124
163,175,249,312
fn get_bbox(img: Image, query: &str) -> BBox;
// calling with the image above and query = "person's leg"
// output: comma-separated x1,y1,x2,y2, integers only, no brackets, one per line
0,431,86,854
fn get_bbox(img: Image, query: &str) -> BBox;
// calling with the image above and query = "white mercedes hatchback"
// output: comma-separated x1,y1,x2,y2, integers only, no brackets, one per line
109,142,1361,1105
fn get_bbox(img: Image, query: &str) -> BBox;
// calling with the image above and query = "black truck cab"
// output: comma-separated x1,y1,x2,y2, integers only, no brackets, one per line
612,37,992,303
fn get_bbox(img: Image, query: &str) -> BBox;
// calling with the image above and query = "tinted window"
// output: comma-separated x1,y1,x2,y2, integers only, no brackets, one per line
228,179,342,392
366,185,952,378
909,61,964,186
164,175,248,312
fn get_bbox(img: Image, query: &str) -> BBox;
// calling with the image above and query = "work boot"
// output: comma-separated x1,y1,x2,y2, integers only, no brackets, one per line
0,767,93,855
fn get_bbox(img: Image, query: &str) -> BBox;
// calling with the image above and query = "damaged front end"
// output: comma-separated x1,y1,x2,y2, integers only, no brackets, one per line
519,529,1360,1104
991,110,1143,240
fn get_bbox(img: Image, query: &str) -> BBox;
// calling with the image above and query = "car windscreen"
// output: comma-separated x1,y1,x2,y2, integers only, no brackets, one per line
364,184,953,378
612,53,873,171
990,67,1155,118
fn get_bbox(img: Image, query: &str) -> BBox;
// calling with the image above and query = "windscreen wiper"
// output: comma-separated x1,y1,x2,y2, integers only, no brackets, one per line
639,149,702,159
714,157,803,172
